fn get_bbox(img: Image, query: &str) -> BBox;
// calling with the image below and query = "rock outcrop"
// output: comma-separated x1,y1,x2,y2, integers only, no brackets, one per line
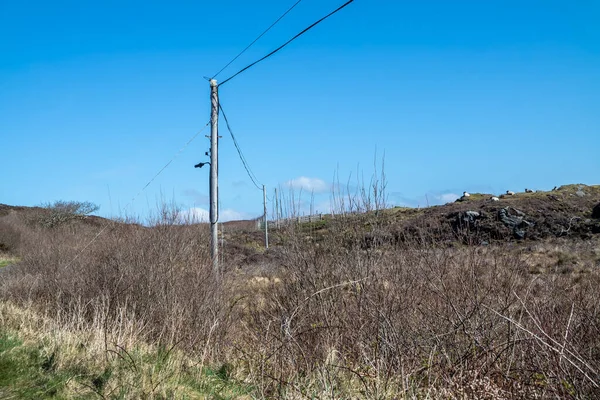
593,202,600,219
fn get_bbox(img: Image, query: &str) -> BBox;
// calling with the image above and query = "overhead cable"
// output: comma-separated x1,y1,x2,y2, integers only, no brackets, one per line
219,103,263,191
212,0,305,79
62,121,211,269
219,0,355,86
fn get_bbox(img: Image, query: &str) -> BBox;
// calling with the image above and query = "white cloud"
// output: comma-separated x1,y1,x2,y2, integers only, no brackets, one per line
179,207,209,223
285,177,328,193
390,191,460,208
220,209,251,222
436,193,460,203
178,207,252,223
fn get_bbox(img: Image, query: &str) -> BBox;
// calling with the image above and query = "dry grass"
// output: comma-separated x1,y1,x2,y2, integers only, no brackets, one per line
234,224,600,399
1,196,600,399
0,301,252,399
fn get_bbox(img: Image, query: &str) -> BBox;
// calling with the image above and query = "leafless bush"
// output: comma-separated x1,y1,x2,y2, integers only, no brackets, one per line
0,219,21,253
236,218,600,398
27,200,100,228
2,188,600,398
1,207,228,364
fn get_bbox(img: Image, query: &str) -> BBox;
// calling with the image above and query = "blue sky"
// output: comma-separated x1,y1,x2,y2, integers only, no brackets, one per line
1,0,599,221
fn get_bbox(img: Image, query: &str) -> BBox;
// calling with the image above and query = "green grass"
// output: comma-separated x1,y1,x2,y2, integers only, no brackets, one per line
0,257,19,268
0,319,253,399
183,364,253,400
0,333,72,399
300,219,329,231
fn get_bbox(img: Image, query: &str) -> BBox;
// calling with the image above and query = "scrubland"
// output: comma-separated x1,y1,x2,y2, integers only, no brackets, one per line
1,191,599,399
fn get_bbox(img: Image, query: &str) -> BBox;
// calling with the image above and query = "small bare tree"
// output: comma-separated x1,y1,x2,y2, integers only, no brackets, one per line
34,200,100,228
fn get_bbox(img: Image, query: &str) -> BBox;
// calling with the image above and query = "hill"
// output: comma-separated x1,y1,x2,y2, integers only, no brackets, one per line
2,184,600,257
384,183,600,245
0,202,110,254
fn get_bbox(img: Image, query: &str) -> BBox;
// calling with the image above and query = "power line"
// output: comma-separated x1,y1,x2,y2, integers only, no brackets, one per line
220,103,263,190
212,0,305,80
62,121,212,269
219,103,263,191
219,0,355,86
132,122,211,202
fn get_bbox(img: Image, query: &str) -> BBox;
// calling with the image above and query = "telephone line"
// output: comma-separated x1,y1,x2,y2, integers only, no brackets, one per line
219,103,263,191
212,0,305,79
62,121,211,269
219,0,354,86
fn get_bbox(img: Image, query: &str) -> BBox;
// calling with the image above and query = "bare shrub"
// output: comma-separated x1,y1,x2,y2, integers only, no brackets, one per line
1,206,228,365
28,200,100,228
2,188,600,398
236,211,600,398
0,219,21,253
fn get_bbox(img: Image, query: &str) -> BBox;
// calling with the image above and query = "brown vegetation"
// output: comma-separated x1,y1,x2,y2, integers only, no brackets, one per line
1,189,600,398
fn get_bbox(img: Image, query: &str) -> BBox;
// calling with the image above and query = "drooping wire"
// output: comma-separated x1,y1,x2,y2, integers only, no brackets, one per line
219,103,263,191
62,121,212,269
219,0,354,87
212,0,305,80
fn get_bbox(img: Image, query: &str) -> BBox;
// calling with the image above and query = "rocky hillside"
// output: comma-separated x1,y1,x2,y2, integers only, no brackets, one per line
386,184,600,245
2,184,599,256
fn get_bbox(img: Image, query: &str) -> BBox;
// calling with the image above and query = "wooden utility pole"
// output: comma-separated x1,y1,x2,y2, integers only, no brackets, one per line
209,79,219,275
263,185,269,249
